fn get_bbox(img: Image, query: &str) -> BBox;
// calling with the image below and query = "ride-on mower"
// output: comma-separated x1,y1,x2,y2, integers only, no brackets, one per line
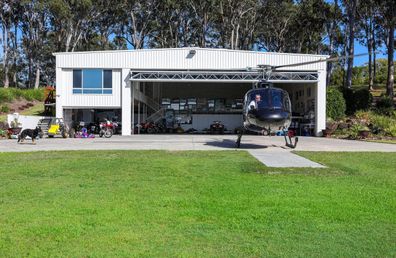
47,118,70,138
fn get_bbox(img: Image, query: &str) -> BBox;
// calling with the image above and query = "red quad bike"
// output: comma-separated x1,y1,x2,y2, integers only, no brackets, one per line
210,121,225,134
99,119,118,138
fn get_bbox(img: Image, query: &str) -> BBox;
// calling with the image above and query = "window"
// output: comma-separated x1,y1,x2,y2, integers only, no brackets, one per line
103,70,112,94
73,69,112,94
73,70,82,94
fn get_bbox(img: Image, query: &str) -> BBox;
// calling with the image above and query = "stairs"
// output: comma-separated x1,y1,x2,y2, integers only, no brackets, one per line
37,118,52,135
133,88,164,123
146,108,165,123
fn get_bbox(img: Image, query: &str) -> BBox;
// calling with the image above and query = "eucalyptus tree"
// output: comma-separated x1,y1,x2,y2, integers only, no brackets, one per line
115,0,160,49
356,0,381,90
344,0,358,89
376,0,395,98
214,0,258,50
0,0,15,88
152,0,191,48
20,0,50,88
324,0,343,86
188,0,218,47
290,0,329,54
47,0,101,52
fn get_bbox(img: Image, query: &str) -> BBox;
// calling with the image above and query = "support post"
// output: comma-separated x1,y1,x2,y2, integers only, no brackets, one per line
315,70,327,136
131,82,137,134
137,101,141,134
121,69,131,136
55,67,63,119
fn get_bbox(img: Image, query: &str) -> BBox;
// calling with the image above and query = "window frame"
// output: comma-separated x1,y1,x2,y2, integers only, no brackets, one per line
72,69,113,95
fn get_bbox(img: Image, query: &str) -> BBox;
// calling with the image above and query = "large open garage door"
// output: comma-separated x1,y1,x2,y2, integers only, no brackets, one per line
127,69,321,136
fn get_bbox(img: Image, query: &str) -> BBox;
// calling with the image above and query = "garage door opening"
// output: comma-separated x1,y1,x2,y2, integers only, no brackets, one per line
131,79,318,136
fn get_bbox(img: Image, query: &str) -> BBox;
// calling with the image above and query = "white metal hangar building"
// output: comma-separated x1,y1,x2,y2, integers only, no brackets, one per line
53,48,328,136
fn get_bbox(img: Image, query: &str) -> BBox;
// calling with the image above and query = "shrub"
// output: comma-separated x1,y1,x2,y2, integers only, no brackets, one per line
17,89,45,101
0,105,9,113
342,88,373,115
327,87,346,120
0,88,14,103
8,88,24,99
370,114,396,137
0,88,45,103
376,95,394,115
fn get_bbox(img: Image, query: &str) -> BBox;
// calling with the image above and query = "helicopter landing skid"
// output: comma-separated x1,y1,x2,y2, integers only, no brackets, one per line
284,133,299,149
236,129,244,148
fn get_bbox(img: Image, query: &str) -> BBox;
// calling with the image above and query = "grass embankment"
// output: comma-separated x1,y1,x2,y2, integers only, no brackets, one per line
0,88,44,103
0,151,395,257
0,88,45,122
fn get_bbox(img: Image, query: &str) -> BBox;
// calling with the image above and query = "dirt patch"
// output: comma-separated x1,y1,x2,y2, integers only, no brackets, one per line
0,99,41,114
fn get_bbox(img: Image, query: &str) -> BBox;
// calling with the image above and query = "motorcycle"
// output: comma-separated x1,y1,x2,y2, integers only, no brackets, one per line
99,119,118,138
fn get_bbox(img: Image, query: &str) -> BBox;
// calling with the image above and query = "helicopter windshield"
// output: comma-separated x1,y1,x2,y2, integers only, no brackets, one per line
271,90,283,108
248,89,284,110
248,91,269,109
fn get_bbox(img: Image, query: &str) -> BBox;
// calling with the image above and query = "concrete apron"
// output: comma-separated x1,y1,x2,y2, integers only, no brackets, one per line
248,149,326,168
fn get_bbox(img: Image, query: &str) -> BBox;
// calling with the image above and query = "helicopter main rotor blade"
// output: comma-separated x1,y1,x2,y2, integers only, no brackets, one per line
271,52,372,70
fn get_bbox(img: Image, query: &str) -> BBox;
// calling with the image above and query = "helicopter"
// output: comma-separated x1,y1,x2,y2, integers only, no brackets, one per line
236,53,370,149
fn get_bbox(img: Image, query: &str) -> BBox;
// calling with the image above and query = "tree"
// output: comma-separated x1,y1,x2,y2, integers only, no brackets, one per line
0,1,14,88
214,0,258,50
48,0,101,52
116,0,160,49
356,0,377,90
344,0,358,89
256,0,297,52
324,0,343,86
376,0,395,99
188,0,218,47
20,0,49,89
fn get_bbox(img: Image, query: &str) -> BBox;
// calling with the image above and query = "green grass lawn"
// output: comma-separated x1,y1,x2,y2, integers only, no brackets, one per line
0,151,395,257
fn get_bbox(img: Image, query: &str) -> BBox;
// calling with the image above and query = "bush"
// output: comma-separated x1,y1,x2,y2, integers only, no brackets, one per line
0,88,14,103
370,114,396,137
327,87,346,120
8,88,24,99
0,88,45,103
376,96,394,115
0,105,9,113
21,89,45,101
342,88,373,115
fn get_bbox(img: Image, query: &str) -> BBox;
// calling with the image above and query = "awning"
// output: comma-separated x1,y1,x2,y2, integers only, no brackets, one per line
129,70,319,83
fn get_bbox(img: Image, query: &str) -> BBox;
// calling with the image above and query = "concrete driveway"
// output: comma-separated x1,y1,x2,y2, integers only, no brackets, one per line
1,135,395,152
1,135,395,167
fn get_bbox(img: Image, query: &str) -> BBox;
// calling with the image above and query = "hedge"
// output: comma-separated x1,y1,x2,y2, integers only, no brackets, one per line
326,87,346,120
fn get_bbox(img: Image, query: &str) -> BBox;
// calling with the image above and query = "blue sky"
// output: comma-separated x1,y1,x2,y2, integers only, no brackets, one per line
353,40,389,66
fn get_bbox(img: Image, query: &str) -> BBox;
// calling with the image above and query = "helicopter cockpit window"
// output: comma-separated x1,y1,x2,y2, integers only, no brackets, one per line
248,92,270,110
271,91,283,108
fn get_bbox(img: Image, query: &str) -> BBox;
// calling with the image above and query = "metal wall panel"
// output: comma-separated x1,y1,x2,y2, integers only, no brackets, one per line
61,69,121,108
55,48,328,71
